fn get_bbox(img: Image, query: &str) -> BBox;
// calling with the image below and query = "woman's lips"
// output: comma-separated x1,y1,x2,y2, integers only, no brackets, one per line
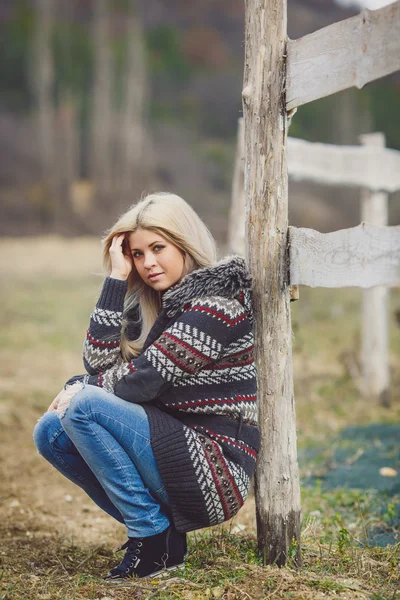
148,273,163,280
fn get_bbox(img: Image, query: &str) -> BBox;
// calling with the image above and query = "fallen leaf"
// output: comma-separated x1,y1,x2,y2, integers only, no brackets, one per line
379,467,397,477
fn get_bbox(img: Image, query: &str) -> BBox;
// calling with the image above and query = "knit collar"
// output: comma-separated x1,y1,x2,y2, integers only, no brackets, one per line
161,255,252,318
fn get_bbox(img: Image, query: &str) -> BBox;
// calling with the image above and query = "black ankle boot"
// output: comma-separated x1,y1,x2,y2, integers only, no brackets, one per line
104,525,187,580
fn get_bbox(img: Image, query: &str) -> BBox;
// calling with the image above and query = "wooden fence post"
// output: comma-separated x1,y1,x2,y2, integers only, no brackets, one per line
243,0,301,566
359,132,390,406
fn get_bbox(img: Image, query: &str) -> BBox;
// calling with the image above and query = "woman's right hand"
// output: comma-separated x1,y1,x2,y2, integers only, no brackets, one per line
109,233,133,281
47,389,63,412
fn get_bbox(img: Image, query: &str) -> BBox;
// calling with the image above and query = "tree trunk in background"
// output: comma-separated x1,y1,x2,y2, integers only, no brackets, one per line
32,0,57,227
54,0,80,230
55,95,80,227
118,0,150,208
90,0,113,203
243,0,302,566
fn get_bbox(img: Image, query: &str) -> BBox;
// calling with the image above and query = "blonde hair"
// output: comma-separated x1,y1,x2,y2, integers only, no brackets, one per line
102,192,218,360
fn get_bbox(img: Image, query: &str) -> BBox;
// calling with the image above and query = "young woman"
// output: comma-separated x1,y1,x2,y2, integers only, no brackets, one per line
33,192,259,581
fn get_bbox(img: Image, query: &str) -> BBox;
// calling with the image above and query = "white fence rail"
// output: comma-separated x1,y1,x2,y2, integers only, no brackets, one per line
287,137,400,192
286,2,400,110
288,222,400,288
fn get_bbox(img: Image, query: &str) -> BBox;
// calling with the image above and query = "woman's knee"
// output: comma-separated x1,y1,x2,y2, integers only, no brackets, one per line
34,410,77,462
59,385,109,430
33,410,61,457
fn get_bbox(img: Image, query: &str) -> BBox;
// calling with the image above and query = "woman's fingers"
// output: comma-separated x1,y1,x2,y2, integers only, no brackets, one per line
109,233,132,280
111,233,130,256
110,233,125,250
110,233,126,257
47,390,62,412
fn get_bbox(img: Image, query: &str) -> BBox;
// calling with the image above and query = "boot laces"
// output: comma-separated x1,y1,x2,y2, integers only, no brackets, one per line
112,538,143,575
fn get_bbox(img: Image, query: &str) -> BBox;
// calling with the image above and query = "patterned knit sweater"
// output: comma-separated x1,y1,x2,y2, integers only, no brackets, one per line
65,255,259,532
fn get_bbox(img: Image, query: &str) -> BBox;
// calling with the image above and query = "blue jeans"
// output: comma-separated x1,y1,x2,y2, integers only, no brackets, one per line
33,385,171,538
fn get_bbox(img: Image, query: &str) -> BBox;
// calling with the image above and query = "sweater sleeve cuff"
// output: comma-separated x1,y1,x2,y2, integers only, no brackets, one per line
64,374,88,388
87,374,102,387
96,277,128,312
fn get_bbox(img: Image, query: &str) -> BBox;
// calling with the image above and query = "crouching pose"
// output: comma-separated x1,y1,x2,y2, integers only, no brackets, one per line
33,192,259,581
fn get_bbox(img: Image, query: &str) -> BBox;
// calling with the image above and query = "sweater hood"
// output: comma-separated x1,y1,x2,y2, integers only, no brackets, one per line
162,254,253,318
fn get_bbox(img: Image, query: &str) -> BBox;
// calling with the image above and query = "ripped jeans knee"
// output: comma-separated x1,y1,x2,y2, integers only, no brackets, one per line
56,381,87,419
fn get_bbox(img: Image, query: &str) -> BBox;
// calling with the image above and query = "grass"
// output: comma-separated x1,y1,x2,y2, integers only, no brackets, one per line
1,524,399,599
0,236,400,599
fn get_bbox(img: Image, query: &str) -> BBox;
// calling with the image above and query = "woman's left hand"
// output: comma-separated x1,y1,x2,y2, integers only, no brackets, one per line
47,382,84,416
47,389,64,412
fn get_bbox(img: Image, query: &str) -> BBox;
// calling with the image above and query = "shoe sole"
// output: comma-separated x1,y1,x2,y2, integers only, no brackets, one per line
150,562,185,578
105,562,185,583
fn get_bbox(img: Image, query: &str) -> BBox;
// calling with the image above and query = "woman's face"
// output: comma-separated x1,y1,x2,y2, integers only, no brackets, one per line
128,228,185,292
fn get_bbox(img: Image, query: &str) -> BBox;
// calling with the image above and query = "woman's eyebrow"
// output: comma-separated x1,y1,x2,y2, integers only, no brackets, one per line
130,241,165,251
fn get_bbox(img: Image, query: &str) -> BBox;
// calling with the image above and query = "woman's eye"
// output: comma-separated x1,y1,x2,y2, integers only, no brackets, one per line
132,246,164,259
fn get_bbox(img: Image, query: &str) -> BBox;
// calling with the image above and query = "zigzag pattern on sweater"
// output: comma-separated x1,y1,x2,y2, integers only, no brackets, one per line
168,395,258,425
83,338,121,371
185,296,248,325
170,361,257,388
187,296,246,324
162,321,222,357
97,360,132,392
179,401,257,424
223,332,254,354
91,307,123,327
144,321,223,383
196,431,243,521
226,461,251,502
198,428,258,460
183,428,223,525
213,347,254,370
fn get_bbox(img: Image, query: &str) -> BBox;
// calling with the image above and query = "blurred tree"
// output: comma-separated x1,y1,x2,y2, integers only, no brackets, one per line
0,2,33,111
182,26,230,70
31,0,57,226
89,0,113,200
146,26,191,83
117,0,150,208
54,1,80,228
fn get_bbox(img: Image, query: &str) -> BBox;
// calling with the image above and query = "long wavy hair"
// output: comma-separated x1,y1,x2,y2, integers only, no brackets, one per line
102,192,218,360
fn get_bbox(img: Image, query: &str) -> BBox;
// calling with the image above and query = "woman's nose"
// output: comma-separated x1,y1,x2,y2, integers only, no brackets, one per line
143,253,157,269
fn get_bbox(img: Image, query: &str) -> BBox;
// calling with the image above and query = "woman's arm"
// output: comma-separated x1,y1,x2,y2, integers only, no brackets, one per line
82,276,128,374
83,233,134,375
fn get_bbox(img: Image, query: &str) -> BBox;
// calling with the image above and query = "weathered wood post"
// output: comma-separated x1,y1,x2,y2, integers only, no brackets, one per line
359,132,390,406
242,0,301,565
